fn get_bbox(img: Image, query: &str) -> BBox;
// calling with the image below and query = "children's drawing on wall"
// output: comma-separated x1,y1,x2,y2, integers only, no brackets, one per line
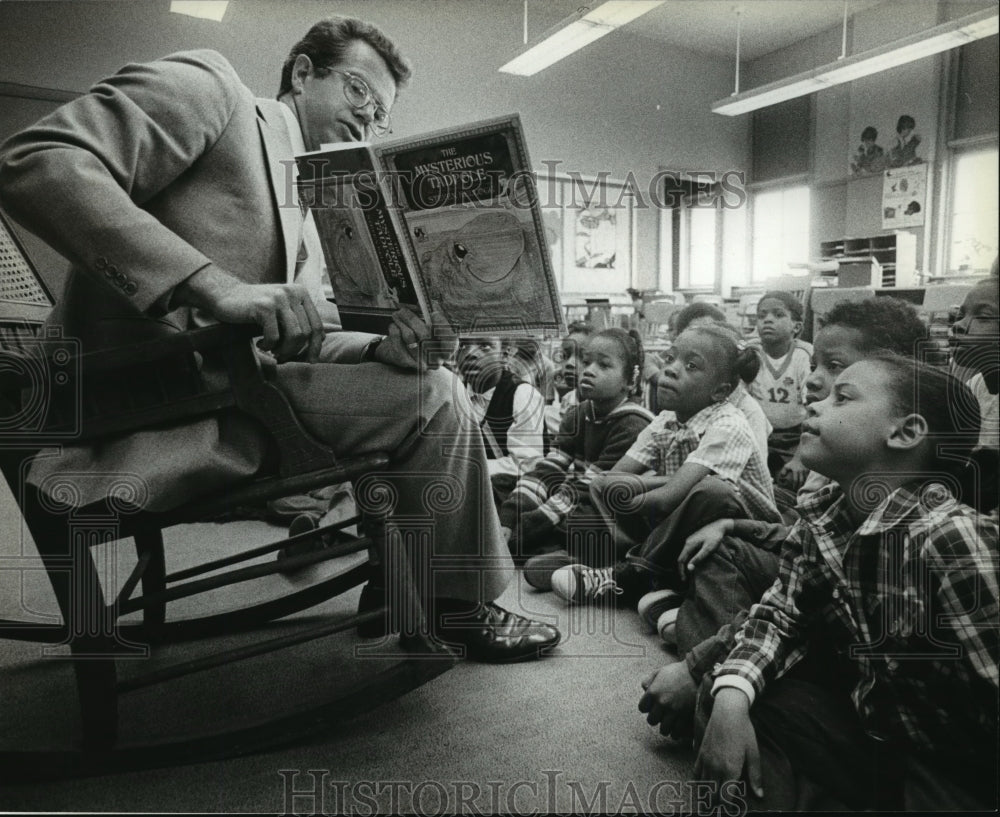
575,206,617,269
882,162,928,229
850,125,886,175
887,114,922,168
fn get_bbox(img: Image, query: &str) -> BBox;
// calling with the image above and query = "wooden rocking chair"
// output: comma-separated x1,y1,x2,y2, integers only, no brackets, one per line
0,209,455,780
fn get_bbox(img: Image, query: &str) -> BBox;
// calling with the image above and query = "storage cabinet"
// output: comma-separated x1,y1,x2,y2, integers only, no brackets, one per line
819,231,917,288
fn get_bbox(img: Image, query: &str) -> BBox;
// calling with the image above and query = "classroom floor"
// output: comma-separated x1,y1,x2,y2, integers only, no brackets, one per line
0,484,696,814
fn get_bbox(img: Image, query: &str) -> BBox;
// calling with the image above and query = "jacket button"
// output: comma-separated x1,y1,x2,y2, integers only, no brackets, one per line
94,256,108,270
123,281,138,296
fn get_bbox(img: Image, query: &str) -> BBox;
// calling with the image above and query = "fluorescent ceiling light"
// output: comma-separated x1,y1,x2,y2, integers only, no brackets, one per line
500,1,664,76
170,1,229,22
713,6,998,116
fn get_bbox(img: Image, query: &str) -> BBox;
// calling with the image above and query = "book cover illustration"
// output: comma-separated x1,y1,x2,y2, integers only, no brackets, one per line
296,144,421,334
378,115,563,335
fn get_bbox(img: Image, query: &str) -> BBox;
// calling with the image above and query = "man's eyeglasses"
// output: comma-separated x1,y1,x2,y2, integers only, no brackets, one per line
327,69,392,137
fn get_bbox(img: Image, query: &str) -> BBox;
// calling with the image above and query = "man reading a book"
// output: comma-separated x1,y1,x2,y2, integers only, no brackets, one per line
0,16,560,663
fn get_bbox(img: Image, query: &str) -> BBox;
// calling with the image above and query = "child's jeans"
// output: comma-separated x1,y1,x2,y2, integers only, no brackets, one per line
623,475,749,590
694,664,997,811
675,535,780,683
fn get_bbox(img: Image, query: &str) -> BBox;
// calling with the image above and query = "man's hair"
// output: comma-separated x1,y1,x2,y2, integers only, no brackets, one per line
821,297,927,357
278,17,412,98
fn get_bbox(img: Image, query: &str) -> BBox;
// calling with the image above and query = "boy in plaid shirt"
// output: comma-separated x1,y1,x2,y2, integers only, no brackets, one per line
695,356,998,810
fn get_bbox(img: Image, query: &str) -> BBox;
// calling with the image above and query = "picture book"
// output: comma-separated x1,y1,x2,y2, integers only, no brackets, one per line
295,114,565,336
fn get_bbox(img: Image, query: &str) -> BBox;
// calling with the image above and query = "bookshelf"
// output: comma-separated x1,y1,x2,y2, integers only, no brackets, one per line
818,231,918,288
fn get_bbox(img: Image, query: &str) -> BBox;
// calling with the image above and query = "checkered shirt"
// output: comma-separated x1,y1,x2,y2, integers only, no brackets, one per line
716,481,1000,754
624,401,779,522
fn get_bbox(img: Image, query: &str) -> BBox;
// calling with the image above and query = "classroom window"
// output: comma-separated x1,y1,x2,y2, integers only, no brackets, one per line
751,185,809,282
685,205,717,289
948,146,999,274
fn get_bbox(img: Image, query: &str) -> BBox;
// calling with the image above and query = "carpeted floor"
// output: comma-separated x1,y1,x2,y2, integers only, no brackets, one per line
0,486,696,814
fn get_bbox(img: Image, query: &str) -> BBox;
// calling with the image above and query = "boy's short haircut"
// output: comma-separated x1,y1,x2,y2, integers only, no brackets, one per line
758,290,804,322
674,302,727,334
821,297,927,357
861,126,878,141
896,114,916,132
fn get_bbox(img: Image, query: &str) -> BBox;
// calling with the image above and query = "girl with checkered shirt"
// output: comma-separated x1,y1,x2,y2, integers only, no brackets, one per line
696,355,998,811
552,324,779,605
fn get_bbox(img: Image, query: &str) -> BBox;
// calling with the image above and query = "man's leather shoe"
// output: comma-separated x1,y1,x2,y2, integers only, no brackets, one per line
356,587,561,662
433,601,560,663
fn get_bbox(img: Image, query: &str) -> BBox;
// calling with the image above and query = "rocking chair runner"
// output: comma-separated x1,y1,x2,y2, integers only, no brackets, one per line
0,210,454,779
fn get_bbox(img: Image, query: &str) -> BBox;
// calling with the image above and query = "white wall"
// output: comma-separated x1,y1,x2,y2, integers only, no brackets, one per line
743,0,999,275
0,0,751,295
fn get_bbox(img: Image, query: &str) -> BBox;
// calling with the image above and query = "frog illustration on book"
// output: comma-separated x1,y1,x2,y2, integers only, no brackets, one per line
413,210,548,328
313,205,399,311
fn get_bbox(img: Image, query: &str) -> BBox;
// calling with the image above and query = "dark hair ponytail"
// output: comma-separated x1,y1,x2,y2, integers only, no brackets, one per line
735,343,761,385
595,327,645,397
682,323,759,392
874,354,995,513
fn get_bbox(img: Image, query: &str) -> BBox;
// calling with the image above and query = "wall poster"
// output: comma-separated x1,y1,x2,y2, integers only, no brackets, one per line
882,163,927,230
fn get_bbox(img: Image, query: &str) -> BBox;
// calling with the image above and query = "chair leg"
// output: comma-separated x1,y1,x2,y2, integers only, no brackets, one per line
133,526,166,640
40,536,119,750
24,487,120,749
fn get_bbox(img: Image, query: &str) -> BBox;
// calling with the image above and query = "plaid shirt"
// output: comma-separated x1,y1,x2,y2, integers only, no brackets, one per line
716,482,1000,755
625,401,779,522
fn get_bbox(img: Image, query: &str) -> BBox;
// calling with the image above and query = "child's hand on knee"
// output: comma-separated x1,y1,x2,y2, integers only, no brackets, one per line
694,687,763,800
678,519,733,580
638,662,697,740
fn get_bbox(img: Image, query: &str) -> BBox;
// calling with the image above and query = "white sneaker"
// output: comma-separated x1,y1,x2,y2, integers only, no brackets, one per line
656,607,679,646
637,589,681,633
551,564,622,605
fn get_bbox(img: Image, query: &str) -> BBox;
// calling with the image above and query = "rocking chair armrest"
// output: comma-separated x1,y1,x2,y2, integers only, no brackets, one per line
77,323,260,376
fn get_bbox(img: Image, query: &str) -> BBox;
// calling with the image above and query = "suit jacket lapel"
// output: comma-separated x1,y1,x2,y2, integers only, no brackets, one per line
256,99,301,283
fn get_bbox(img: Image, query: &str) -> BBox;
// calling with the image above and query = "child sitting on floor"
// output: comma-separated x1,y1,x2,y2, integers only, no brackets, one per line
501,328,652,580
694,355,998,811
747,291,812,489
546,320,595,438
637,296,931,741
551,323,779,605
667,303,771,462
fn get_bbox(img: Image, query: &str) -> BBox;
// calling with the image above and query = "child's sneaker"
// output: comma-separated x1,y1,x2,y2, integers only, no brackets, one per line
637,589,681,633
551,564,623,604
523,550,575,591
656,607,679,647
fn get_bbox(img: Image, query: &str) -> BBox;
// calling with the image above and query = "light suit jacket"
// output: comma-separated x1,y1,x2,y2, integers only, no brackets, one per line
0,50,375,510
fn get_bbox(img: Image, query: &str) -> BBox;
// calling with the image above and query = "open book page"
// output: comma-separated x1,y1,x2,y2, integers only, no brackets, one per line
378,115,563,335
297,115,564,336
